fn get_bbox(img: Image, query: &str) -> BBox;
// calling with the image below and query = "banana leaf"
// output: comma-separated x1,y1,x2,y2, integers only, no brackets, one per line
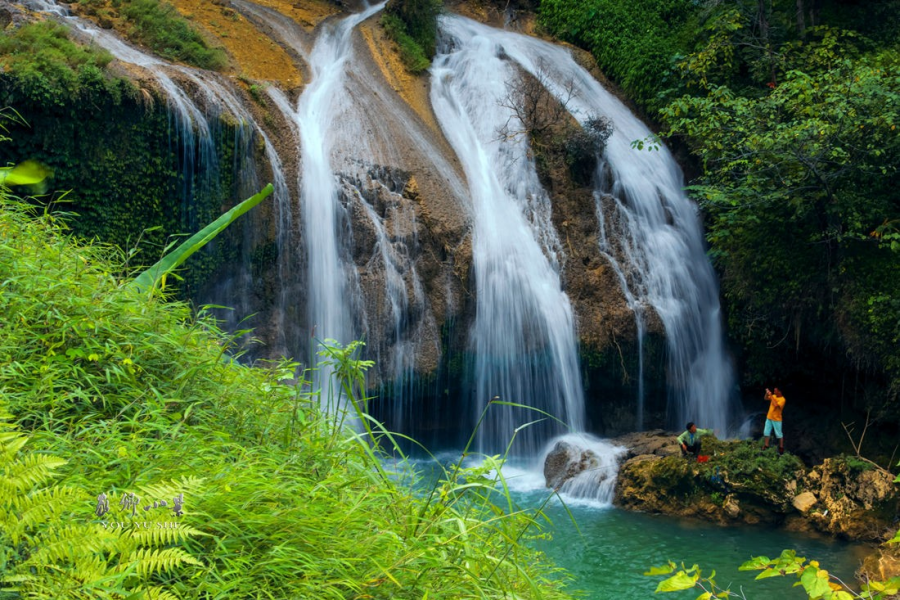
130,183,274,293
0,160,53,189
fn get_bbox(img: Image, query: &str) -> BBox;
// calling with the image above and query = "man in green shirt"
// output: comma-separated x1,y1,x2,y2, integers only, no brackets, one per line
677,422,713,458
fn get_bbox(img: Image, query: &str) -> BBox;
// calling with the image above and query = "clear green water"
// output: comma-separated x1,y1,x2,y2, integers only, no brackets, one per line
412,451,869,599
530,500,870,599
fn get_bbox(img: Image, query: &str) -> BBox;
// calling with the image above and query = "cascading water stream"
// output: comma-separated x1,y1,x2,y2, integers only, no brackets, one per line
431,19,585,456
436,16,739,435
290,3,386,397
595,192,647,430
251,1,469,427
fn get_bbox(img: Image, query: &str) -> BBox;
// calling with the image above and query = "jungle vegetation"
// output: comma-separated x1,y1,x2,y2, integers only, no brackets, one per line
538,0,900,417
0,180,574,598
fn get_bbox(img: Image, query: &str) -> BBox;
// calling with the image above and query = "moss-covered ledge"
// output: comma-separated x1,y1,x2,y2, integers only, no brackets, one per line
610,431,900,544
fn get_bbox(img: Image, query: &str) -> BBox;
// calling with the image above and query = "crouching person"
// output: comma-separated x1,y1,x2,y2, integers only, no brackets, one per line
677,422,713,458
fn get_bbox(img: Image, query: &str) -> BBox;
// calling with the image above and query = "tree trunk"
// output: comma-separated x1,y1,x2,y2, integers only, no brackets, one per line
796,0,806,35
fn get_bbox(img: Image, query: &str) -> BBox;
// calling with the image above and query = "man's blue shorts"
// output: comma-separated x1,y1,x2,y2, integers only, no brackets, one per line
764,419,783,438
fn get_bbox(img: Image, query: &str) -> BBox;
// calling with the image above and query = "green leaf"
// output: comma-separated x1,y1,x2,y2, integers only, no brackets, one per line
695,593,712,600
800,567,833,598
0,160,53,187
129,184,274,293
739,556,771,571
755,568,784,580
644,562,677,576
655,571,699,593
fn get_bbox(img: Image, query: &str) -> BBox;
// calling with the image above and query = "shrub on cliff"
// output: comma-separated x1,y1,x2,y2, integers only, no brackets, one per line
0,21,130,106
75,0,228,70
382,0,441,72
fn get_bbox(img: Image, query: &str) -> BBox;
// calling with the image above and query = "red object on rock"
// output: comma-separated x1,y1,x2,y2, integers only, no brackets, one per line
697,455,710,463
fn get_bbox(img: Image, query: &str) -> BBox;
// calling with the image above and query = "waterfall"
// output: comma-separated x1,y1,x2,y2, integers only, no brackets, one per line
434,15,739,436
30,0,737,444
431,18,586,456
294,2,386,353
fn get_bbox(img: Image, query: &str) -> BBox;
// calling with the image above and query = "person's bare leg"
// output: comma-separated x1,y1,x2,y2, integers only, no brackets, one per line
778,438,784,455
763,436,770,449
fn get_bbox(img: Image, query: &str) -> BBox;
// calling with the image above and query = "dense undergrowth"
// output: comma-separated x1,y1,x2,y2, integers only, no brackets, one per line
382,0,442,73
0,193,573,598
0,21,130,106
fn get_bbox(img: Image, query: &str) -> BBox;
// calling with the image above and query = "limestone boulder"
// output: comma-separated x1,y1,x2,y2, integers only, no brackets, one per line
857,543,900,590
801,458,900,542
543,440,602,489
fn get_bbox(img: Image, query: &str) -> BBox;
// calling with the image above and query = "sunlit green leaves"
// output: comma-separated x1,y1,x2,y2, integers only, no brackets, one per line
655,570,699,592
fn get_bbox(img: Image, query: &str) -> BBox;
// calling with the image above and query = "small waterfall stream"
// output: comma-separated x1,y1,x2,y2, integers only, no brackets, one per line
294,2,386,353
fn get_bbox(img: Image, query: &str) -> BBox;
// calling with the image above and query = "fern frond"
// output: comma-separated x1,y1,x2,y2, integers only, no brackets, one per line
141,585,183,600
117,547,202,577
2,452,68,491
26,523,116,566
137,476,205,504
126,523,208,547
0,430,28,461
8,485,85,543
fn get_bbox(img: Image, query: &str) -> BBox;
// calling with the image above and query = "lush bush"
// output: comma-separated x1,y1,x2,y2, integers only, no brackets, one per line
662,20,900,401
0,190,573,598
537,0,699,111
381,12,431,73
0,21,128,106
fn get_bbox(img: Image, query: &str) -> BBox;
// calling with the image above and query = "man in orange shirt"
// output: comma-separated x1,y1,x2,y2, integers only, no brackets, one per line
763,387,786,454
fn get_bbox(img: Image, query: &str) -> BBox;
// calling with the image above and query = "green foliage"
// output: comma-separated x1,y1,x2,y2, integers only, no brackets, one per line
662,26,900,396
386,0,442,59
381,13,431,74
0,21,128,106
78,0,228,70
0,408,205,598
0,189,573,598
646,549,900,599
537,0,699,110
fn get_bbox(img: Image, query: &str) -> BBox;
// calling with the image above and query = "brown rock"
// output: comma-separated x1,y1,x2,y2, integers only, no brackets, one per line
792,491,818,513
610,430,681,459
723,495,741,519
857,544,900,590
